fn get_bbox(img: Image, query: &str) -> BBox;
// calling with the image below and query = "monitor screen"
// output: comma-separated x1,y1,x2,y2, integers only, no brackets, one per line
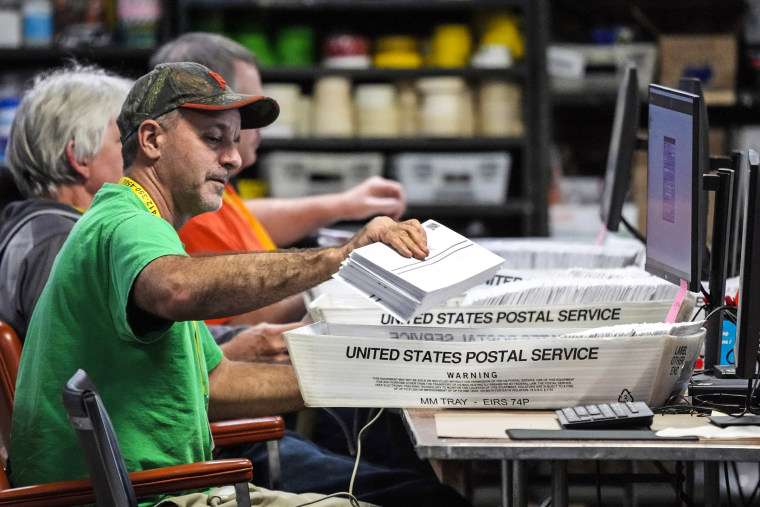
734,149,760,380
644,84,704,292
600,64,640,233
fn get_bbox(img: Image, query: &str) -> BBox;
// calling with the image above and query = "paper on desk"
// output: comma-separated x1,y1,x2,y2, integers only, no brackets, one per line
435,411,561,439
656,425,760,439
474,236,645,269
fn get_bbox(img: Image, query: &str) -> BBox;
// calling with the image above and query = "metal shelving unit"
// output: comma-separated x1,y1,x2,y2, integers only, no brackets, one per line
178,0,552,238
548,0,753,179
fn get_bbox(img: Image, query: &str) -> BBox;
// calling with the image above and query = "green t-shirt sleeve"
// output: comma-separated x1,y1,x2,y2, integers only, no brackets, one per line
108,212,188,343
200,321,224,372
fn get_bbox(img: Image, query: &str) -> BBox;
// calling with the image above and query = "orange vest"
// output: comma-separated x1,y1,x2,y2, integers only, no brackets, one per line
179,184,275,325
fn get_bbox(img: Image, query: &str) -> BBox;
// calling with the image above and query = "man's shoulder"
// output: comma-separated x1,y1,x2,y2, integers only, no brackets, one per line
86,184,155,225
85,184,181,248
2,199,79,226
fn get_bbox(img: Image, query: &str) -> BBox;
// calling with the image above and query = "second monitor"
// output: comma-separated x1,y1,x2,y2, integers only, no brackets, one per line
645,84,706,293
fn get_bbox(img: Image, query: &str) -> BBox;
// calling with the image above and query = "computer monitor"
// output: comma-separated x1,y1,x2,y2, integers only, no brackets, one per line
727,151,745,277
599,64,640,234
644,84,705,293
678,78,709,179
734,149,760,380
727,151,746,278
678,77,713,282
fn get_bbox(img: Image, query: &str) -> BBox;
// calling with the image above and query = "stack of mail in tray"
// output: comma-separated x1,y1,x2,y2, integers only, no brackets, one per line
334,219,504,322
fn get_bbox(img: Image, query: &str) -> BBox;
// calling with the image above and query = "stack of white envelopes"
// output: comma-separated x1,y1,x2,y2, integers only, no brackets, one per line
334,220,504,322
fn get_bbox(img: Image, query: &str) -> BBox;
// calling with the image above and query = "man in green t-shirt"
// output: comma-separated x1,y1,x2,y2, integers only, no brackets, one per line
10,62,432,506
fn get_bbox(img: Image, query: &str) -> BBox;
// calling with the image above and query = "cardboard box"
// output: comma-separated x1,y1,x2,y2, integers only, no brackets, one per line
658,34,738,105
284,321,705,409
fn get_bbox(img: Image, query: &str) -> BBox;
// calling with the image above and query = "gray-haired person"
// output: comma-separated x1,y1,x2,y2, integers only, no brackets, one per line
0,64,131,342
0,63,295,361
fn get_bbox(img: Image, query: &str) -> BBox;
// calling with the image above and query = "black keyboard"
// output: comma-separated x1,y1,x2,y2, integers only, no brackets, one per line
555,401,654,429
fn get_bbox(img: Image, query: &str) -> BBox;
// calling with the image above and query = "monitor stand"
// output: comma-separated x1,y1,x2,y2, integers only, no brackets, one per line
702,169,734,372
689,371,756,411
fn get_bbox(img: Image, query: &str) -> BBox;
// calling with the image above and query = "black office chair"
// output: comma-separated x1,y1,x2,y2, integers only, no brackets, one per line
61,369,253,507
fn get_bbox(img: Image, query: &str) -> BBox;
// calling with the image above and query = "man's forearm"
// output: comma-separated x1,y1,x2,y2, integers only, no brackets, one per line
134,246,346,323
207,358,305,420
226,295,307,326
247,195,343,247
133,216,427,324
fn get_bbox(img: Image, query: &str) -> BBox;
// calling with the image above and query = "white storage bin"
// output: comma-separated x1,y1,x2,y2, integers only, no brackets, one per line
262,151,384,198
393,152,511,205
548,43,657,96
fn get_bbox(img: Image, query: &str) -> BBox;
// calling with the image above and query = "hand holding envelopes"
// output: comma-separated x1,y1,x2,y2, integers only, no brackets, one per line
334,220,505,322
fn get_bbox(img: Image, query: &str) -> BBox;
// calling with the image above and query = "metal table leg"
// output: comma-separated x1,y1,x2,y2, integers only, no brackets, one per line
703,461,721,507
501,459,511,507
686,461,695,506
513,459,527,507
552,460,568,507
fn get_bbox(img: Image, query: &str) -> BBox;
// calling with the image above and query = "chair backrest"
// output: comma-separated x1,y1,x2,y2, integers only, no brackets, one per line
0,321,21,469
61,369,138,507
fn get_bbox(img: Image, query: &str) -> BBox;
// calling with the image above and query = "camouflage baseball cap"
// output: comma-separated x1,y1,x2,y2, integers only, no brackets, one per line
117,62,279,141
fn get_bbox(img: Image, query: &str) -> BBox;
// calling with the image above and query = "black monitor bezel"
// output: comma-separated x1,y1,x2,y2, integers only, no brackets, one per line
734,149,760,380
644,84,704,293
600,64,640,233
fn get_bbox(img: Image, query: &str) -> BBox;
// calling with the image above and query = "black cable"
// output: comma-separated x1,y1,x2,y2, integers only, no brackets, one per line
621,215,646,244
352,408,361,448
745,360,760,414
730,462,748,507
704,304,737,324
674,461,693,507
652,400,712,416
701,282,711,305
686,369,760,415
741,380,755,417
595,460,602,507
729,359,760,418
747,463,760,506
724,461,733,507
691,304,708,322
689,392,760,417
322,408,357,456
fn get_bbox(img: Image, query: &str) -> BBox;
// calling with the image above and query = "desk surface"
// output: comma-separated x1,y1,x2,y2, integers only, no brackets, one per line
402,408,760,462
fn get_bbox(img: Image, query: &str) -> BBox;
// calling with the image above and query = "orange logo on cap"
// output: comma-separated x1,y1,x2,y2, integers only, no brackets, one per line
208,71,227,90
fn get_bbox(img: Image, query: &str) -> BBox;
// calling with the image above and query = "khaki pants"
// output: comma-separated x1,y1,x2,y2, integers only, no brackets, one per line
154,483,377,507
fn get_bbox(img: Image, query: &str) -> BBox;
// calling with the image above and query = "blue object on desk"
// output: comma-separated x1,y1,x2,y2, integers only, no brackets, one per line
721,320,736,366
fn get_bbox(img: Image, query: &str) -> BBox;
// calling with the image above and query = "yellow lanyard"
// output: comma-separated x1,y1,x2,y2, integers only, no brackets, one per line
119,177,161,217
192,321,208,401
119,178,207,401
